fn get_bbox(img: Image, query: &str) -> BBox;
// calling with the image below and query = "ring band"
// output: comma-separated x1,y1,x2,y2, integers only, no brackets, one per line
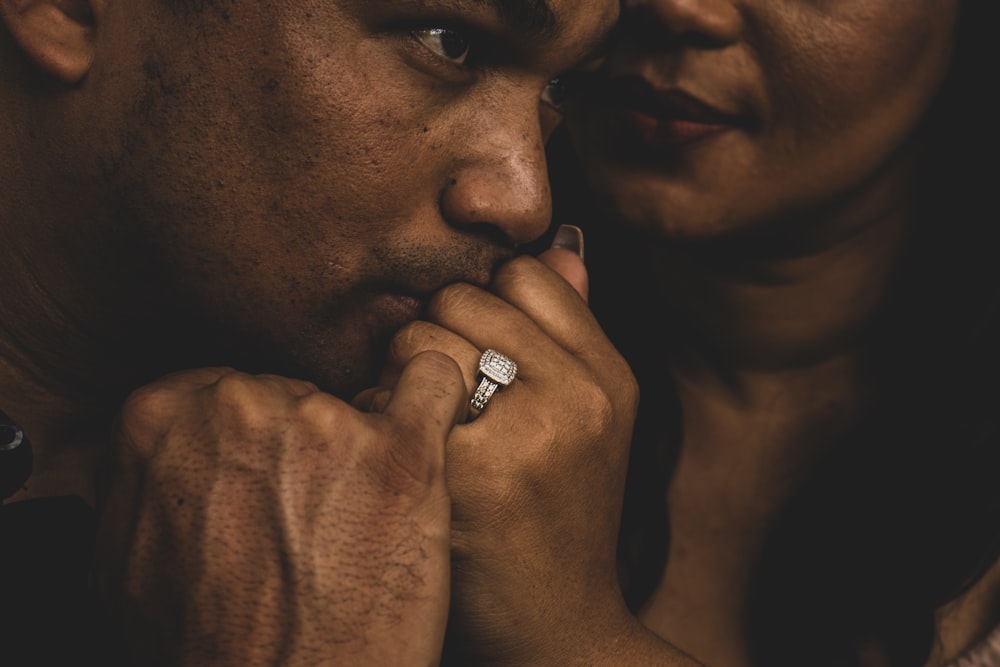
469,349,518,417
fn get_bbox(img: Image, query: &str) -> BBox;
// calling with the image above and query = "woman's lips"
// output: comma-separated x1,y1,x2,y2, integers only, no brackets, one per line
618,108,734,148
604,77,745,150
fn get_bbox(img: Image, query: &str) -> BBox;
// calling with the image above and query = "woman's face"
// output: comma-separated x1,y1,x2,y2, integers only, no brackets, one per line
568,0,959,243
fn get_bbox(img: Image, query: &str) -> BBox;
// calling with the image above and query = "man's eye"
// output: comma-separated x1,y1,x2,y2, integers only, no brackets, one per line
541,78,568,111
413,28,471,65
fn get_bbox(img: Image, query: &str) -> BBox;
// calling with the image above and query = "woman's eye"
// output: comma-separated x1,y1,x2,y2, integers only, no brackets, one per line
413,28,471,65
541,78,568,111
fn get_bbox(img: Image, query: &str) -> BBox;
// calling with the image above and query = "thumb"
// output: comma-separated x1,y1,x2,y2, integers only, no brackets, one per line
382,350,468,469
538,224,588,302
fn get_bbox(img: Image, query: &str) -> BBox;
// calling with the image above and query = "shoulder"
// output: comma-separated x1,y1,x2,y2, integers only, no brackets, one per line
927,556,1000,666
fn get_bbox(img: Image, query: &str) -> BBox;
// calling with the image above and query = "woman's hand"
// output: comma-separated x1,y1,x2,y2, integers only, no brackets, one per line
357,248,655,665
95,357,466,667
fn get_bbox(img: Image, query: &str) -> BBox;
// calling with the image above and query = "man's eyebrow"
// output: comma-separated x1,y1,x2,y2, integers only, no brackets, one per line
469,0,558,39
386,0,559,39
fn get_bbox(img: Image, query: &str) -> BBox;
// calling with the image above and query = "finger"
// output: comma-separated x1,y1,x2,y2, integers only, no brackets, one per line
382,350,468,464
490,254,611,357
147,366,239,390
427,258,603,364
251,373,320,397
382,320,481,395
540,224,588,302
423,280,565,410
352,386,393,413
537,247,589,303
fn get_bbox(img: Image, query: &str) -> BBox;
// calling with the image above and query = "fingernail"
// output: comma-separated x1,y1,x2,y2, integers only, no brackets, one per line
550,224,584,261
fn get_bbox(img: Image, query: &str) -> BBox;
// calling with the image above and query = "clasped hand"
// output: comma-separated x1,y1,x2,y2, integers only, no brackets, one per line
95,250,639,666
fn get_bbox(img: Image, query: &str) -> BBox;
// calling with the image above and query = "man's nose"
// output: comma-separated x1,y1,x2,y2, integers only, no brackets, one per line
624,0,742,46
440,109,552,247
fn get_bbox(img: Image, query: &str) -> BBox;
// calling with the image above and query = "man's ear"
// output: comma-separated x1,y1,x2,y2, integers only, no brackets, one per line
0,0,101,84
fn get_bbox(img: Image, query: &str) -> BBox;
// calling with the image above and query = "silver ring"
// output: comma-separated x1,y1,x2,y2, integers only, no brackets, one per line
469,349,518,418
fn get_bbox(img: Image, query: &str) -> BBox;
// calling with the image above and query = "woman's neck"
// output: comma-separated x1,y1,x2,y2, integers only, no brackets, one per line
640,169,918,475
652,156,916,384
633,187,918,667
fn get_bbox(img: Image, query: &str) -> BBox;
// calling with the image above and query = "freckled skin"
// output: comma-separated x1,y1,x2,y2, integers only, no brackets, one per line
17,0,616,401
104,4,518,395
5,2,700,664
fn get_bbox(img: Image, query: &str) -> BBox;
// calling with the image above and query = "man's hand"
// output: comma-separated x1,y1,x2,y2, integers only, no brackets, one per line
95,354,466,667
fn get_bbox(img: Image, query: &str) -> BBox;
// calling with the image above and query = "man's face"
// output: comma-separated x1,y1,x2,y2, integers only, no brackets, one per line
80,0,616,397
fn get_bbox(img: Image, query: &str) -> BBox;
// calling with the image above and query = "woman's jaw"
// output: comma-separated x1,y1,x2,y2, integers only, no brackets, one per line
568,0,958,248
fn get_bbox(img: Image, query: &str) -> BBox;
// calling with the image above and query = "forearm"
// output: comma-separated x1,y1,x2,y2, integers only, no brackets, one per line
556,617,703,667
450,602,703,667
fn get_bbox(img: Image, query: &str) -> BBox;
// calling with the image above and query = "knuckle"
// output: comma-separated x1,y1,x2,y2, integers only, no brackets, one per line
259,373,319,393
387,320,441,361
576,380,617,436
119,383,172,423
213,382,258,425
209,370,256,401
369,424,441,493
361,387,394,414
618,367,640,416
207,372,284,427
411,348,464,383
489,256,539,296
115,384,180,458
294,391,349,429
495,254,538,281
426,282,481,319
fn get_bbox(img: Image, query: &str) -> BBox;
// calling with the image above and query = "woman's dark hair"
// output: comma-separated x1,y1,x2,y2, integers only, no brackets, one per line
547,1,1000,664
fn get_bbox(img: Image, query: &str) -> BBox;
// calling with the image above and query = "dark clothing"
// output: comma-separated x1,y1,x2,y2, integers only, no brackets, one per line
0,496,106,667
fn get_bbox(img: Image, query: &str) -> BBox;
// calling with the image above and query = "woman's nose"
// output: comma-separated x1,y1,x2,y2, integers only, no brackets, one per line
624,0,743,47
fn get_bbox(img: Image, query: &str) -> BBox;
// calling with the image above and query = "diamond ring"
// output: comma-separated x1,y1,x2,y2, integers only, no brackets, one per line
469,349,518,418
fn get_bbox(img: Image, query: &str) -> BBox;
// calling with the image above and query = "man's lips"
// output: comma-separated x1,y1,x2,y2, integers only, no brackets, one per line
363,247,510,334
382,293,425,323
371,278,480,331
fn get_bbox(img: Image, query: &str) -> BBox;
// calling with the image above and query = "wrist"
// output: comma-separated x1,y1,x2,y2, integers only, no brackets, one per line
516,606,702,667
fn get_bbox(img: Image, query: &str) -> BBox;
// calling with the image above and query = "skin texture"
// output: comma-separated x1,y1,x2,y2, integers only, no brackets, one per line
0,0,695,665
2,0,617,411
562,1,997,666
571,0,958,246
0,0,618,495
98,245,700,667
363,252,700,667
98,359,468,666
